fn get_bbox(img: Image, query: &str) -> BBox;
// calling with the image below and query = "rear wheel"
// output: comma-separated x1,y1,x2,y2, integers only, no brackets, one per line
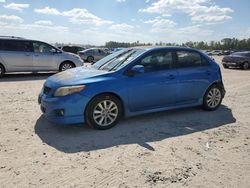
59,62,75,72
0,64,5,77
242,62,249,70
87,56,94,63
202,85,223,111
85,94,122,130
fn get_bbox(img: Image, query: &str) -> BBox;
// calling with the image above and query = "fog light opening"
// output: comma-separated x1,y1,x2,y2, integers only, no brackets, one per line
55,109,65,116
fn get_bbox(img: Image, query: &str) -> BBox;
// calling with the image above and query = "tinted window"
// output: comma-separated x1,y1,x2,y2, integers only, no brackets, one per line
33,42,55,53
233,52,250,57
176,51,207,68
2,40,33,52
139,51,173,72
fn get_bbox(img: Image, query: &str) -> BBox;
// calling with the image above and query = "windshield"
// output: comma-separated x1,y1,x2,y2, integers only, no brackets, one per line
92,48,145,71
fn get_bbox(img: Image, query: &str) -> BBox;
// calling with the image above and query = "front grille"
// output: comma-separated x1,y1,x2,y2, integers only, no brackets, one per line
43,86,51,95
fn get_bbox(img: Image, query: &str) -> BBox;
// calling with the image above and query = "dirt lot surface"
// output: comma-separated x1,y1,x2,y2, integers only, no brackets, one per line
0,56,250,188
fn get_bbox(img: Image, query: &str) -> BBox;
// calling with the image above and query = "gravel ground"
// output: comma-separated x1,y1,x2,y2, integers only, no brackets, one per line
0,56,249,188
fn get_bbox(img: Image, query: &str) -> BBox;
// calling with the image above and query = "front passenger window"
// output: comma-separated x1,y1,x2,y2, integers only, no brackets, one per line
139,51,173,72
33,42,54,53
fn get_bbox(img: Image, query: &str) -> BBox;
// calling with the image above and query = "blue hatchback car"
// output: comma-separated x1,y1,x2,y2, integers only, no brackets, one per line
39,47,225,129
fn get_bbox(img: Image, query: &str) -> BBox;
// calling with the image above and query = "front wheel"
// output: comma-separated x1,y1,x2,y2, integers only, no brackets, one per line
59,62,75,72
242,62,249,70
0,64,5,77
202,85,223,111
85,94,122,130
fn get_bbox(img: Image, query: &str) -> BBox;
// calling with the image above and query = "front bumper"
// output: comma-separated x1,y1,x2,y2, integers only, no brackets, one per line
38,92,91,125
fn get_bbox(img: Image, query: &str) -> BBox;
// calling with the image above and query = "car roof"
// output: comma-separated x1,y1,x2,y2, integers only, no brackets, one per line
0,36,31,41
133,46,202,53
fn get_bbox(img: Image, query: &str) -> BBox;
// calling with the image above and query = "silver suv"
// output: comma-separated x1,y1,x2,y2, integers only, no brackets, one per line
0,36,83,77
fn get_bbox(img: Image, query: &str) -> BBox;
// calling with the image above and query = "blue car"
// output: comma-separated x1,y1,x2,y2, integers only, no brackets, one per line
38,47,225,130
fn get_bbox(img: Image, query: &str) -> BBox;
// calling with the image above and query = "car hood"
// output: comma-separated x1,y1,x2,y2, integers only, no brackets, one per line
45,67,110,87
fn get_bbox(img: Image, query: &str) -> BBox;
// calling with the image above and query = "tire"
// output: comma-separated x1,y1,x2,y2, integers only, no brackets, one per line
202,85,223,111
223,64,229,69
0,64,5,78
242,62,249,70
85,94,122,130
87,56,94,63
59,61,75,72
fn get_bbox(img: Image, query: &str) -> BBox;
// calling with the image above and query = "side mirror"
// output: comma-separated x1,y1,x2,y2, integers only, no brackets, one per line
125,65,145,76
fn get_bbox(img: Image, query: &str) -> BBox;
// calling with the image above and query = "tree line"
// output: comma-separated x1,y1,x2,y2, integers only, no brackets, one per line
105,38,250,51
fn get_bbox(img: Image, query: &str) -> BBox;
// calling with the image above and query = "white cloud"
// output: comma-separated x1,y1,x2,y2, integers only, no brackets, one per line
62,8,113,26
144,17,176,32
34,7,60,15
140,0,233,24
34,7,113,26
109,23,134,31
116,0,126,2
4,3,30,11
0,15,23,24
0,0,6,3
192,15,232,23
34,20,53,26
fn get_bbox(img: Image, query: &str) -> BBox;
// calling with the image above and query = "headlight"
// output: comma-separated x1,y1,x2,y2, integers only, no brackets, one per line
54,85,86,97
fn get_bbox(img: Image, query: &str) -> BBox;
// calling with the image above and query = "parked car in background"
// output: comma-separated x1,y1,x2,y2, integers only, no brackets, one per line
222,50,231,55
39,47,225,130
78,48,110,63
62,45,85,54
208,50,223,56
0,36,83,77
222,51,250,69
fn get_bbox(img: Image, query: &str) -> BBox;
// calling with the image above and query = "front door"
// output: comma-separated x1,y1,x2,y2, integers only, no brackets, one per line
32,41,58,71
126,50,178,112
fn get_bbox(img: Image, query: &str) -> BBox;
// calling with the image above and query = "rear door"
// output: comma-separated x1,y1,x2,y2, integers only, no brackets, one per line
0,40,33,71
174,50,211,104
32,41,59,71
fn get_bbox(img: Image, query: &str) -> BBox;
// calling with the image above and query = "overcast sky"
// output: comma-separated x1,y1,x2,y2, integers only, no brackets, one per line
0,0,249,45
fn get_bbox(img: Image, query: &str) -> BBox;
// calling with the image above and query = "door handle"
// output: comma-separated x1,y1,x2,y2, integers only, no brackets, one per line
166,74,175,80
205,70,211,75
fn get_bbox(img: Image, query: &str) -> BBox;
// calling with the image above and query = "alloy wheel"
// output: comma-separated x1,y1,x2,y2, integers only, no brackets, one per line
93,100,118,127
61,63,73,71
206,88,222,108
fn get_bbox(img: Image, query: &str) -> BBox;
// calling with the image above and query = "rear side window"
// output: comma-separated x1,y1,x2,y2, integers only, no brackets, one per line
2,40,33,52
176,51,208,68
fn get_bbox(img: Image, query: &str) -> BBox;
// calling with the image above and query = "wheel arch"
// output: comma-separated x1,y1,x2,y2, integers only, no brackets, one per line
85,92,125,117
0,62,6,72
59,60,76,69
203,81,225,99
